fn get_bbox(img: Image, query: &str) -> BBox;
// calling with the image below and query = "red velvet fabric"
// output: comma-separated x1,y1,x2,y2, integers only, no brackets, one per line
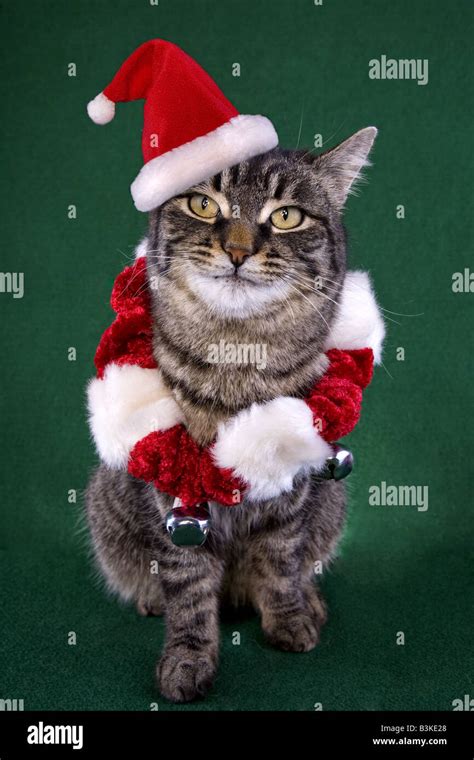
94,258,156,379
128,426,245,506
94,260,375,505
305,348,374,441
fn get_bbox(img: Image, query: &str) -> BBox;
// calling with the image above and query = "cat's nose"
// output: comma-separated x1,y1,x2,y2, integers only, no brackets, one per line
224,244,251,268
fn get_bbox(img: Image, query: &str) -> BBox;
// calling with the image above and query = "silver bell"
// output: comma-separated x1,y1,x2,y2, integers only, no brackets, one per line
320,443,354,480
166,499,211,547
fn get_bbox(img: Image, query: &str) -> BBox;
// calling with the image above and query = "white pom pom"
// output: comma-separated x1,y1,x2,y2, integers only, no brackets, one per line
87,92,115,125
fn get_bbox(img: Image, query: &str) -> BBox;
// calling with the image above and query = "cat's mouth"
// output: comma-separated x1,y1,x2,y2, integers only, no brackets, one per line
211,270,266,287
186,266,289,318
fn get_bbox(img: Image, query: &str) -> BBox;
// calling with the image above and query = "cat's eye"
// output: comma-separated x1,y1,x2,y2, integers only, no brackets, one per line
188,193,220,219
270,206,303,230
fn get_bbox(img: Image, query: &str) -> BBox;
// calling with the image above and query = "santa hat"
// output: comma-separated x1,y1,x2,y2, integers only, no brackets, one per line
87,39,278,212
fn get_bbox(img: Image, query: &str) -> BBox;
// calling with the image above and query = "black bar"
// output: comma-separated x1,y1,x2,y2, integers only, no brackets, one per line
0,711,472,757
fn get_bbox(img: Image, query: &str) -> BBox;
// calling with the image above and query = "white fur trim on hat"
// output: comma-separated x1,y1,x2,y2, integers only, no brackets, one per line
131,114,278,212
212,397,332,502
87,364,184,469
324,271,385,364
87,92,116,125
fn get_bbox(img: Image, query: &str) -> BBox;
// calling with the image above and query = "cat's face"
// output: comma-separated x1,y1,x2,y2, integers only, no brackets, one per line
148,127,376,320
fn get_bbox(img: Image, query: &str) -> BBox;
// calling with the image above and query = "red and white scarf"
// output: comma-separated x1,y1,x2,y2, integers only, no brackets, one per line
88,240,385,506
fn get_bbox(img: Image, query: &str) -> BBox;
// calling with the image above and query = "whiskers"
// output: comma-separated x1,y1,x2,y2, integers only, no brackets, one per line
318,274,424,320
274,268,418,381
277,271,332,335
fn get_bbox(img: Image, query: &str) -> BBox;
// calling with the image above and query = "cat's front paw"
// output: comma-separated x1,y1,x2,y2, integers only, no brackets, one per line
157,650,216,703
213,397,332,501
263,612,320,653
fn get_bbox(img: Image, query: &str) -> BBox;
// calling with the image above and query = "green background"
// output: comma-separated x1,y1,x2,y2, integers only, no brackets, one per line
0,0,472,712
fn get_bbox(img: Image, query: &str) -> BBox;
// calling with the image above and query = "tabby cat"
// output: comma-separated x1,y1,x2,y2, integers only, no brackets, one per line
86,127,377,702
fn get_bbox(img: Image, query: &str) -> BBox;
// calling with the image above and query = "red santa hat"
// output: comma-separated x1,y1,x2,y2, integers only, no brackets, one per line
87,39,278,212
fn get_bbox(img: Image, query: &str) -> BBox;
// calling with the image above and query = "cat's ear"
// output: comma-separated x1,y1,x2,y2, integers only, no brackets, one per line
314,126,377,209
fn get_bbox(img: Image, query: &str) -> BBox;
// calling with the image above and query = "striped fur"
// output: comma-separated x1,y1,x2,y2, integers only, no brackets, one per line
85,130,376,702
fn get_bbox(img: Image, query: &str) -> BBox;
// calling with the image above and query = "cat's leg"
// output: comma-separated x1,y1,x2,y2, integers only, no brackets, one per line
157,545,224,703
85,466,164,616
302,579,328,626
302,477,346,628
243,486,321,652
86,467,223,702
246,479,345,652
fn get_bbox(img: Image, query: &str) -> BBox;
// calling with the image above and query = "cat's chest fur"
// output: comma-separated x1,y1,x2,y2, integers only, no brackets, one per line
152,283,329,446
